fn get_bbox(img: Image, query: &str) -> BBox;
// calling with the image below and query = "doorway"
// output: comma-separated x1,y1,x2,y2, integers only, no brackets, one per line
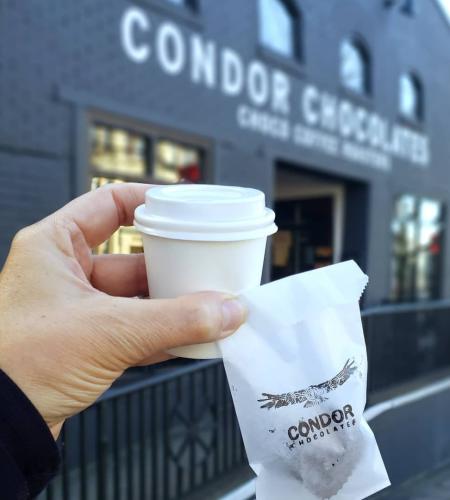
271,165,345,280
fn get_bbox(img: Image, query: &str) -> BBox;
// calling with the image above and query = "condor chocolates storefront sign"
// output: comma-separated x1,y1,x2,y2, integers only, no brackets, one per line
120,6,430,172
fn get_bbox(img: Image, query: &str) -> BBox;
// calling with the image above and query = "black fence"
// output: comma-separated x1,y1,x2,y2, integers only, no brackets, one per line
39,360,245,500
39,300,450,500
363,299,450,398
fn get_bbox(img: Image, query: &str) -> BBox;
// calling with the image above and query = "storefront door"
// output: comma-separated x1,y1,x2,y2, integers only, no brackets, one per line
271,166,345,280
272,197,334,280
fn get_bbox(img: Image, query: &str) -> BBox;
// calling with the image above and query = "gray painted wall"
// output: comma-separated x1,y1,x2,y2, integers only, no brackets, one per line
1,0,450,305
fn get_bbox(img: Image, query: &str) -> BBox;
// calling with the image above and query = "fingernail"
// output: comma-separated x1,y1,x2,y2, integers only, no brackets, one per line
220,298,247,337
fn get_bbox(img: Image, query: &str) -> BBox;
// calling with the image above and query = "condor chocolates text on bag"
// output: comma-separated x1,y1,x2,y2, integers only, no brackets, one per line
219,261,390,500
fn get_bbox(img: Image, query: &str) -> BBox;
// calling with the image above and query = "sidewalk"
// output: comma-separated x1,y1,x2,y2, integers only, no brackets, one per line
211,463,450,500
371,463,450,500
191,463,450,500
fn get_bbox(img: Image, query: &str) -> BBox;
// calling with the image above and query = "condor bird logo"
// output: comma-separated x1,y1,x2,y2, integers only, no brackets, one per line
258,359,357,410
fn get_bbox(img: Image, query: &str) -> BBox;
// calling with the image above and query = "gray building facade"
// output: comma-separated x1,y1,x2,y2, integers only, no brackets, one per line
1,0,450,306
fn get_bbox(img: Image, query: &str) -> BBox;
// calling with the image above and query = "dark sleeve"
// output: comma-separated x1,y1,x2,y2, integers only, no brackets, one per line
0,370,60,499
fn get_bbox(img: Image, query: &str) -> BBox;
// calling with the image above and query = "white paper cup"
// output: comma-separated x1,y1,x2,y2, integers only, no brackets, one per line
134,184,277,359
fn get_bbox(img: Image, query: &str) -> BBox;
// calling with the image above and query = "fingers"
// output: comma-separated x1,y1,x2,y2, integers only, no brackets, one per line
133,352,175,366
149,292,247,349
95,292,247,365
55,183,151,248
91,253,148,297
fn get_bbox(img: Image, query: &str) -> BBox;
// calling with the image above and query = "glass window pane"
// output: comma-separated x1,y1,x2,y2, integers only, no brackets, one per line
340,40,366,94
395,194,416,221
418,223,440,247
154,140,202,183
90,127,204,256
399,74,419,120
391,194,444,302
90,124,148,178
419,199,441,224
259,0,295,58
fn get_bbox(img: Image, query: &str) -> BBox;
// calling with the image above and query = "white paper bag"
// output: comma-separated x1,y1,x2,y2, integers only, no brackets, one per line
219,261,390,500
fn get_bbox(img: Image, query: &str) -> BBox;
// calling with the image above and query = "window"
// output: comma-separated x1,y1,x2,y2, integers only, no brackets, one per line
391,195,444,302
340,39,370,95
89,123,204,255
165,0,194,8
90,125,149,178
259,0,299,59
154,140,202,183
399,73,423,121
384,0,416,16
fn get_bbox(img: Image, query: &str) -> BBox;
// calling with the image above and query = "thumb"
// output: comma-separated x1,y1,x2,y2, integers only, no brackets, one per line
95,291,247,365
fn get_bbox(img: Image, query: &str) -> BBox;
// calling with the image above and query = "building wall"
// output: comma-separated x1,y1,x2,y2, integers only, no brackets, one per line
1,0,450,304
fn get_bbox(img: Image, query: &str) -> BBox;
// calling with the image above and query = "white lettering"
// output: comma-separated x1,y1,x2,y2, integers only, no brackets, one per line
247,61,269,106
221,48,244,96
237,105,290,140
157,22,185,75
355,107,368,143
293,123,338,155
367,114,382,149
320,92,337,132
421,137,430,166
341,141,391,171
338,101,354,138
271,70,290,115
302,85,320,126
121,7,150,63
379,119,391,153
190,34,216,88
119,11,431,169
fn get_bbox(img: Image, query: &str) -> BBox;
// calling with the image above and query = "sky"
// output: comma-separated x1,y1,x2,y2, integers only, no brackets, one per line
438,0,450,21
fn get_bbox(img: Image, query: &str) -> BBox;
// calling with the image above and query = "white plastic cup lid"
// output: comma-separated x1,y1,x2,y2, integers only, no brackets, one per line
134,184,277,241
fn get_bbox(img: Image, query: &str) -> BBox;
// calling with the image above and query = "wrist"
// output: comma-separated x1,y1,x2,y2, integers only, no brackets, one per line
49,422,64,441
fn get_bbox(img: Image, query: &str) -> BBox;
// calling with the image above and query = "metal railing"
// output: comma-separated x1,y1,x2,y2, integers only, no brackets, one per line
39,300,450,499
39,360,245,500
363,299,450,398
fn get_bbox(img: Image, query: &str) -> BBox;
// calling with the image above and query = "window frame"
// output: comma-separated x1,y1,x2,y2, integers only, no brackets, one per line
83,109,212,192
257,0,303,67
82,110,212,256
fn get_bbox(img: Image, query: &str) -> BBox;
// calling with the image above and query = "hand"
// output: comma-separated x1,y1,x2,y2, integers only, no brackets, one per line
0,183,246,438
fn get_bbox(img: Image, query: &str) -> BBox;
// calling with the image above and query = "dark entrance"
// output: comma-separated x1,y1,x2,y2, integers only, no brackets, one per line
271,161,369,282
272,197,334,280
